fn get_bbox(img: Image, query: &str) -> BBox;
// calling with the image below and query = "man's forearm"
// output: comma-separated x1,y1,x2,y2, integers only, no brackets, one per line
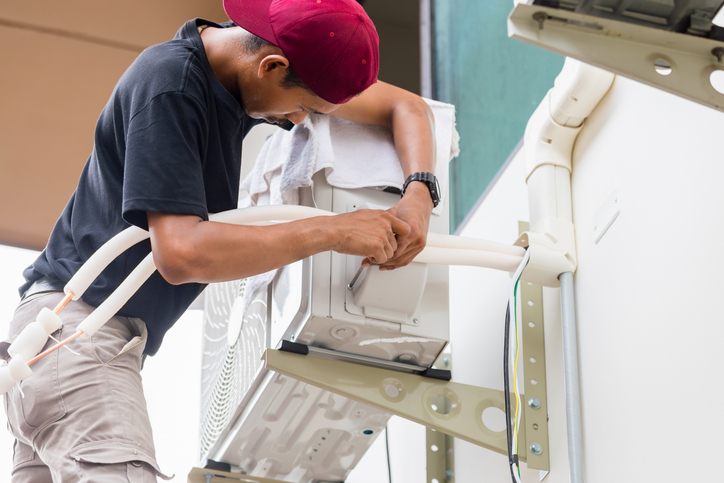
390,98,436,180
147,209,408,285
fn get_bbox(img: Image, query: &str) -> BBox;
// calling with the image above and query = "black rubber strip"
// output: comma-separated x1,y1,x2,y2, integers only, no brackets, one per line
279,340,309,355
420,368,452,381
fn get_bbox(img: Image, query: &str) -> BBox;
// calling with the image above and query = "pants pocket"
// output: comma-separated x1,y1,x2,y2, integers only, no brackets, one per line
90,316,147,366
5,347,67,444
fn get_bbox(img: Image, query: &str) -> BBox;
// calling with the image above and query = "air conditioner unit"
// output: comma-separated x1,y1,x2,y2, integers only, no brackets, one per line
199,173,450,482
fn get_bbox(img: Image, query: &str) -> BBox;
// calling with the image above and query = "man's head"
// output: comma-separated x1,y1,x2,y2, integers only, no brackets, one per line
232,27,342,126
239,31,315,95
223,0,379,105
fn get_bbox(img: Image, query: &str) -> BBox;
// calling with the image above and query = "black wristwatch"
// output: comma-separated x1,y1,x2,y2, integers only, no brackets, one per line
401,172,441,208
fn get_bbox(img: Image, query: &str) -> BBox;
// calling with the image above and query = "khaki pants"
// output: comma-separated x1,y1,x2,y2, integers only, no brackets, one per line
3,291,170,482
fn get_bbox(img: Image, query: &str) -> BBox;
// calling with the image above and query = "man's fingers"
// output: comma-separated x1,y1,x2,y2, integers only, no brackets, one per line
386,226,398,253
389,216,411,239
380,247,423,270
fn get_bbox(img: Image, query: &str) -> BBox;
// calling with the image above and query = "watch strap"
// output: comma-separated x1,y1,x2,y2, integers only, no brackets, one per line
402,172,440,207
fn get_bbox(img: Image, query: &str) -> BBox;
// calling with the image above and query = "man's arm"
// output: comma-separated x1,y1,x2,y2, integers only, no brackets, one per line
147,209,409,285
332,80,436,270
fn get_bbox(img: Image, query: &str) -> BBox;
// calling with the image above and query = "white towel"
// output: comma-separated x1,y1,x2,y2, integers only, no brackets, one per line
239,98,459,213
236,99,459,316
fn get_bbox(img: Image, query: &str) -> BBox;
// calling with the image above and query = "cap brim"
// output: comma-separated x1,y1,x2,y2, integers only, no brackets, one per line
223,0,277,44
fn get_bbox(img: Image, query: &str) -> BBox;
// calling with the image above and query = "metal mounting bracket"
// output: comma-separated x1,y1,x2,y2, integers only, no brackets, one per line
187,467,289,483
427,352,455,482
508,3,724,112
262,347,549,467
521,272,551,473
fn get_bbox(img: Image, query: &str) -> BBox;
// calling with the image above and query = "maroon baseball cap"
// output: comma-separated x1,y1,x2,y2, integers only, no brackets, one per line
223,0,379,104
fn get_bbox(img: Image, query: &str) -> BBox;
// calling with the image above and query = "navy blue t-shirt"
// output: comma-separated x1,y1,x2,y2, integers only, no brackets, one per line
22,19,269,356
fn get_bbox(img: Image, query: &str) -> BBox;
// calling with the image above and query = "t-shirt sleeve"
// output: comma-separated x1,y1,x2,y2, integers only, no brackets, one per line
122,92,209,230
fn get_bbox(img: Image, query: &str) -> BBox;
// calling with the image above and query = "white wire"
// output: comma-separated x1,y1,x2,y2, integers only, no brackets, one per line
511,464,523,483
49,334,80,356
508,248,530,457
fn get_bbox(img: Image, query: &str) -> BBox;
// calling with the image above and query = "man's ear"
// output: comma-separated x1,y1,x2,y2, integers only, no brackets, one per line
258,54,290,79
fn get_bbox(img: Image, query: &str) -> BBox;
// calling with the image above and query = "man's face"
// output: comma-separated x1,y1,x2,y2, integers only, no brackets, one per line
242,81,340,128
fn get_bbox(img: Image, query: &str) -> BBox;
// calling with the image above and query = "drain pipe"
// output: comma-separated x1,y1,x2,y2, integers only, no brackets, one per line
520,58,615,482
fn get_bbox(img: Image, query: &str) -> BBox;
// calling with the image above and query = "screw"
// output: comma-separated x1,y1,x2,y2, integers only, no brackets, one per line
528,397,541,410
413,318,419,324
533,12,547,30
204,473,214,483
347,265,365,290
446,469,453,479
530,443,543,455
443,356,450,366
713,47,724,63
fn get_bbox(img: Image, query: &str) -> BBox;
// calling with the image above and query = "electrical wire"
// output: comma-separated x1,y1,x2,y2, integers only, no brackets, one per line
505,248,530,482
513,274,522,466
385,426,392,483
27,330,84,366
503,304,518,483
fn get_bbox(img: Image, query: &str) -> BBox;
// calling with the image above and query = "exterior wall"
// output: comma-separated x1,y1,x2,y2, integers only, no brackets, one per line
568,76,724,482
448,75,724,481
0,1,228,250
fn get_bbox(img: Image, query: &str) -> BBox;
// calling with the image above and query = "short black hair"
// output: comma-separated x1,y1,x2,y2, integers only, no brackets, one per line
243,32,315,94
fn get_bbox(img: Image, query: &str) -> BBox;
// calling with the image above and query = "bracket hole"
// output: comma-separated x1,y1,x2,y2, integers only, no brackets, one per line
431,394,453,415
531,379,538,385
481,406,507,433
430,444,439,452
528,322,535,328
527,300,534,306
653,58,672,76
710,70,724,95
530,357,537,363
384,384,400,398
432,479,440,483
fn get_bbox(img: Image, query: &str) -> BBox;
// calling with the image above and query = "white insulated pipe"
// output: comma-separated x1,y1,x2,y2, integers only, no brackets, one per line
76,253,157,337
65,226,148,300
524,59,615,274
421,247,522,272
7,308,63,361
65,205,523,338
426,233,524,257
0,356,34,395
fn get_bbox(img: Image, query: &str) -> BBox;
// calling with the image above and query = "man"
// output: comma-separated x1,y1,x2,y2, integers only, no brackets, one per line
4,0,438,481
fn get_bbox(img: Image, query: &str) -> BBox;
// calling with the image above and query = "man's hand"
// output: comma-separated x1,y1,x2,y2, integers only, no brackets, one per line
378,182,434,270
334,209,411,266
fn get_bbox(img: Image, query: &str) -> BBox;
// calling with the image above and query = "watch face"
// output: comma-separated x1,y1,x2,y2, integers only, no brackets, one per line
431,178,441,207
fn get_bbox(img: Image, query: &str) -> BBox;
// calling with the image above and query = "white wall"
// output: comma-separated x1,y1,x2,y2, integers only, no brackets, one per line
447,75,724,482
568,76,724,482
